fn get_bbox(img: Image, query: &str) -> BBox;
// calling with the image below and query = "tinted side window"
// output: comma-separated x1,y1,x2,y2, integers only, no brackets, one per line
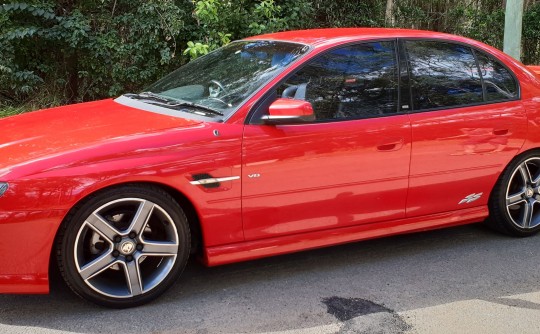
475,51,518,101
406,41,483,110
278,41,398,121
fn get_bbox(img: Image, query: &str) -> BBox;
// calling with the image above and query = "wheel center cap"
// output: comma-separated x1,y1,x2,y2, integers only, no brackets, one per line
526,188,535,198
119,241,135,255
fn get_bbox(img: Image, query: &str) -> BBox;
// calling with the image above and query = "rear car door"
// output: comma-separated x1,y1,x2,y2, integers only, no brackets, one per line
241,41,412,240
403,39,527,217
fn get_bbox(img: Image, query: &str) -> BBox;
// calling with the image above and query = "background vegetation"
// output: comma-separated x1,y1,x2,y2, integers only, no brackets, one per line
1,0,540,114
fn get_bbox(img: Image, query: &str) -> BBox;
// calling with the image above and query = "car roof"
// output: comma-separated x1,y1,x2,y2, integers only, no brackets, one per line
243,28,469,48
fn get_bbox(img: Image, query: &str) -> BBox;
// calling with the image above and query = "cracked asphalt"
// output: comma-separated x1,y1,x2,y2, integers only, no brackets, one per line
2,223,540,333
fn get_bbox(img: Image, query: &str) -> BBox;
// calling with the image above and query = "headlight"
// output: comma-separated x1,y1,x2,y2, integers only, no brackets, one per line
0,183,8,197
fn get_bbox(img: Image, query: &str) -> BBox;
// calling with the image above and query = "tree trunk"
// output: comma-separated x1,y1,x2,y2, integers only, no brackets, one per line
385,0,395,27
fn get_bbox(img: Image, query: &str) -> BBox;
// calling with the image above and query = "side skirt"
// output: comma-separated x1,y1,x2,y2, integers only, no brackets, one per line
202,206,488,266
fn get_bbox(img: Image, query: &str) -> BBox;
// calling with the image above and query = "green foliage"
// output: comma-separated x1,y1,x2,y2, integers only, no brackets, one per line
1,0,540,116
0,104,32,118
523,2,540,65
311,0,386,28
183,41,211,59
1,0,195,106
453,1,505,50
185,0,313,59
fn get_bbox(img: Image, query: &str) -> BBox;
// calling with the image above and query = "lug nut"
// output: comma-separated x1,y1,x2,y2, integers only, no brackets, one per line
136,244,143,251
112,250,120,257
113,235,122,243
129,232,137,239
126,255,133,262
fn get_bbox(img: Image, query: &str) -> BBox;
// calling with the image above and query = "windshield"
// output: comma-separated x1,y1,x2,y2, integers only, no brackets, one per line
134,40,309,118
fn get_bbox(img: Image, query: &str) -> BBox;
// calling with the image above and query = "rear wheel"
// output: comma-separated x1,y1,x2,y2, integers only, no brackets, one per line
56,185,190,308
489,152,540,236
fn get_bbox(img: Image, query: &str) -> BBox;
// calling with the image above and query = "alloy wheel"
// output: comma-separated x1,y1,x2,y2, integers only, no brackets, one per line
505,158,540,229
73,198,179,298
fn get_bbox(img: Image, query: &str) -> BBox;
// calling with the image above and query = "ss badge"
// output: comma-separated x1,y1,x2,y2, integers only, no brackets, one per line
459,193,483,204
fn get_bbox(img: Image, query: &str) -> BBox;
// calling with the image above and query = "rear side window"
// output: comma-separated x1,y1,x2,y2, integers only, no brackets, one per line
475,51,518,101
405,40,484,110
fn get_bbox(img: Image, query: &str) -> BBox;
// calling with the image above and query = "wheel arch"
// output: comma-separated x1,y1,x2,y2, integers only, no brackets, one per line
486,147,540,235
489,148,540,199
50,181,204,277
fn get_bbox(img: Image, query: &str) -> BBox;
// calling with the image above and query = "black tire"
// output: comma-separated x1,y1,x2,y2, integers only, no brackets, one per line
488,150,540,237
56,185,190,308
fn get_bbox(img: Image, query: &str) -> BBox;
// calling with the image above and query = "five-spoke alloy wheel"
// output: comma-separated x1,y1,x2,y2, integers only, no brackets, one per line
489,152,540,236
57,185,190,308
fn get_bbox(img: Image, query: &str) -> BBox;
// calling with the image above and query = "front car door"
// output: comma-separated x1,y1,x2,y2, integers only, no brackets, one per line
241,41,412,240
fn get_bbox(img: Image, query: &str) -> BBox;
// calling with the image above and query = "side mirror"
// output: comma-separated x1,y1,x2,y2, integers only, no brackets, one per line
261,98,315,125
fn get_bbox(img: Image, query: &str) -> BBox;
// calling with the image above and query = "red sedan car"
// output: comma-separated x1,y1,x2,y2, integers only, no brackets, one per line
1,28,540,308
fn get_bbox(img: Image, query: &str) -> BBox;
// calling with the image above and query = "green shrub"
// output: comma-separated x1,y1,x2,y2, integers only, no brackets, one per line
0,1,195,106
1,0,539,116
523,2,540,65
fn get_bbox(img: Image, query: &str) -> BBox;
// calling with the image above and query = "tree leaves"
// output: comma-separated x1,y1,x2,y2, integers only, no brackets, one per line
0,0,194,104
1,0,539,111
185,0,312,60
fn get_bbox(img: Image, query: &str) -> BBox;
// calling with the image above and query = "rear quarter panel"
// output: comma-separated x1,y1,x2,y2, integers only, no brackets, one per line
527,65,540,77
518,66,540,154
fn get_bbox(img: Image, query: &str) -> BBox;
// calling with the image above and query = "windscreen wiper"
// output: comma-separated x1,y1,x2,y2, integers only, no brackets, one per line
125,92,224,116
137,91,176,103
170,99,225,116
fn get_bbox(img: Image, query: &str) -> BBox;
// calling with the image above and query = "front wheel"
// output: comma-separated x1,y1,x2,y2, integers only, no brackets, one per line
56,185,190,308
489,152,540,236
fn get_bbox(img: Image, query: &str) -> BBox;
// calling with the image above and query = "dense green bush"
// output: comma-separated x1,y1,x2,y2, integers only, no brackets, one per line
0,1,195,108
310,0,386,27
523,2,540,65
185,0,312,59
1,0,539,112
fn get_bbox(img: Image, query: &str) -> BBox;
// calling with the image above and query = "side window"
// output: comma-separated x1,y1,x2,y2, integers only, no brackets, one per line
475,51,518,101
405,40,483,110
277,41,398,121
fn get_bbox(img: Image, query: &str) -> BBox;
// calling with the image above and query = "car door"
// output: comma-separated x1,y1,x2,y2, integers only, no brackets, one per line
403,39,527,217
241,40,412,241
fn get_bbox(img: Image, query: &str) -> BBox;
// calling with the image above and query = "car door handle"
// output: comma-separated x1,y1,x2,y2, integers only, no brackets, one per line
493,129,509,136
377,139,404,151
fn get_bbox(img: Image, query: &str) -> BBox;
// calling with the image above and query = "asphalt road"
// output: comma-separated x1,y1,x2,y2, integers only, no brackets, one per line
2,223,540,333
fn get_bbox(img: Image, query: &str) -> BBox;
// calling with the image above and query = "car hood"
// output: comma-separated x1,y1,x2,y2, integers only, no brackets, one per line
0,99,204,179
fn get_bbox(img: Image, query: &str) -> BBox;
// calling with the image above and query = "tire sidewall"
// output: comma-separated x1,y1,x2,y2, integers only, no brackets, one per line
58,186,190,308
492,151,540,236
